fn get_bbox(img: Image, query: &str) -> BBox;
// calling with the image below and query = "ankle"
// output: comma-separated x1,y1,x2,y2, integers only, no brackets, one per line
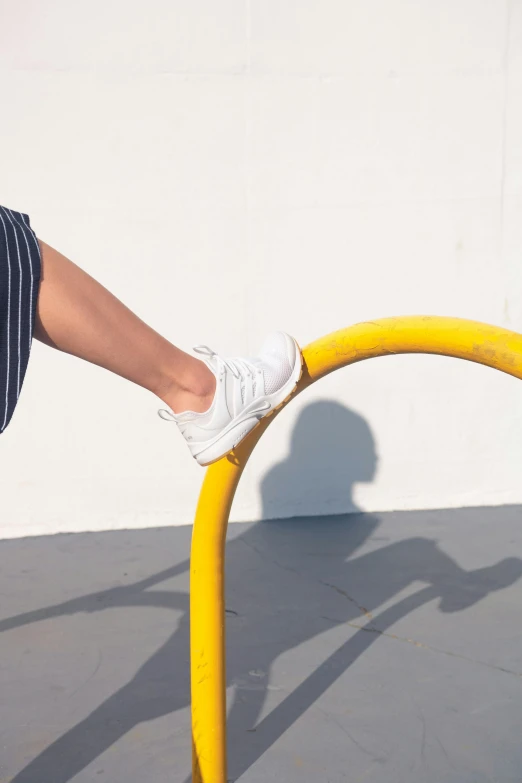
170,388,215,415
159,360,216,414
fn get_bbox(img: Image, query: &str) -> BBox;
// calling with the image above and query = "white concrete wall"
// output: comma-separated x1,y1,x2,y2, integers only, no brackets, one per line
1,1,522,538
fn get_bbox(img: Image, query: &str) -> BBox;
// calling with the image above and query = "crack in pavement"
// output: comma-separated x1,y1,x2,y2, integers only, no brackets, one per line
318,579,373,619
239,538,372,620
238,538,522,679
343,619,522,679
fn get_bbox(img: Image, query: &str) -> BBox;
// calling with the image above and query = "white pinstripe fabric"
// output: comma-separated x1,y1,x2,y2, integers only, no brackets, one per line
2,207,24,396
0,206,41,433
13,210,38,355
0,209,12,431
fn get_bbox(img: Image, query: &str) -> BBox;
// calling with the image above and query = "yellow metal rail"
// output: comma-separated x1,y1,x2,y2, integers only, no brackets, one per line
190,316,522,782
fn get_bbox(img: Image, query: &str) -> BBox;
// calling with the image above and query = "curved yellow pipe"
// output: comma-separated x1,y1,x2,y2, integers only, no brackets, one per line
190,316,522,782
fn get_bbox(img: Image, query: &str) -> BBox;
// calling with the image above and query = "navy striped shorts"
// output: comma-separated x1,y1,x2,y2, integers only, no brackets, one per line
0,206,41,434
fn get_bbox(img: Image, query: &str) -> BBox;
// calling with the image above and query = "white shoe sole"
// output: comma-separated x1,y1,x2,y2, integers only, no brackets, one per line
194,335,303,466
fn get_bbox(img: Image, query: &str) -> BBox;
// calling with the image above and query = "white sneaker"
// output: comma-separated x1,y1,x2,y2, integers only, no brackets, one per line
159,332,302,466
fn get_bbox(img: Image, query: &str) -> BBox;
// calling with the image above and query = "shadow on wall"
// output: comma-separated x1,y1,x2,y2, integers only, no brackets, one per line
2,403,522,783
261,400,378,519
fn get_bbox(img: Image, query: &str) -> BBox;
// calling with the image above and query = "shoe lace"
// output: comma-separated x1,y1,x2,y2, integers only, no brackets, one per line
193,345,260,382
158,409,176,421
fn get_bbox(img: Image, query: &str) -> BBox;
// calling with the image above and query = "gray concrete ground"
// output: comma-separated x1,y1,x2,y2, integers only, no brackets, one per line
1,506,522,783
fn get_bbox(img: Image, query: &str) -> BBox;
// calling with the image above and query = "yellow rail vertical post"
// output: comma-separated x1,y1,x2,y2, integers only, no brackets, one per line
190,460,241,783
190,316,522,783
